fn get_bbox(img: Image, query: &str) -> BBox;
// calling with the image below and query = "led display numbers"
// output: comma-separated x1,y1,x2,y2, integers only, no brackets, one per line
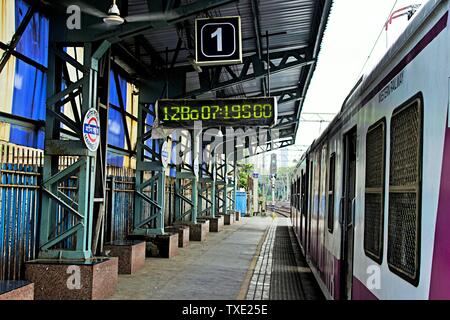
156,98,277,128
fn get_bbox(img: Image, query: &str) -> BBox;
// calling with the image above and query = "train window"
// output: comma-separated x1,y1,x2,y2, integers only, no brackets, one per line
327,153,336,233
364,119,386,264
388,96,422,286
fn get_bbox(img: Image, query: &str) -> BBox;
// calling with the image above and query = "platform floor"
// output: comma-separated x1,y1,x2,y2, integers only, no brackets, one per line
269,219,324,300
246,217,324,300
110,216,271,300
110,216,322,300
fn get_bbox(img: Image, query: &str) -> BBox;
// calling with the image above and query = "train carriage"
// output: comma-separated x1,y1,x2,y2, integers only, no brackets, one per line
291,0,450,300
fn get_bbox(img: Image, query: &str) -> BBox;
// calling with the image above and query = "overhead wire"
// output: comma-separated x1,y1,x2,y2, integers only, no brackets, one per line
356,0,399,79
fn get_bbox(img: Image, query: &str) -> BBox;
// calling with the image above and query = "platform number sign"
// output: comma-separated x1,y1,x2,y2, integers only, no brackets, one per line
82,108,100,152
195,16,242,66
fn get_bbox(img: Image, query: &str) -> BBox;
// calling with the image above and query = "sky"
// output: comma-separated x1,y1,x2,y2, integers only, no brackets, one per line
264,0,426,169
297,0,426,146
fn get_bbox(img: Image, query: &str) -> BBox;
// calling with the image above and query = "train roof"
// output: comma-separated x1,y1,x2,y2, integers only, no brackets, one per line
345,0,444,109
302,0,445,155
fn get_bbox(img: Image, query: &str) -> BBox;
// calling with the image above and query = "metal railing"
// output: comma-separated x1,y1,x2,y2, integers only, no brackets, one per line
0,143,42,280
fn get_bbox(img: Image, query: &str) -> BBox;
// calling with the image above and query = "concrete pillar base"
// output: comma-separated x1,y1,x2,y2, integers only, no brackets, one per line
0,281,34,300
220,214,234,225
198,216,224,232
24,258,118,300
165,226,190,248
104,240,146,274
128,233,179,258
153,233,179,258
174,220,209,241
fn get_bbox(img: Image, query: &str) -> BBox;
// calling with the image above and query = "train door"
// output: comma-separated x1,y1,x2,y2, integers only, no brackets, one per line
299,170,304,243
307,159,314,255
341,127,357,300
302,169,307,246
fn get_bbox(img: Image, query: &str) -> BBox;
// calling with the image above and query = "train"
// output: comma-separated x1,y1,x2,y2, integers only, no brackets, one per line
290,0,450,300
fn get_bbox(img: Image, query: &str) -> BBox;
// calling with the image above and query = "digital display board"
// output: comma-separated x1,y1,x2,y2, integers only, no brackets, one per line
195,16,242,66
156,97,277,128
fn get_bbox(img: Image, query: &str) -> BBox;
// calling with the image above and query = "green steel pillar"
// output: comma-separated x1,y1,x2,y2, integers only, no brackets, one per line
222,155,228,215
232,150,238,212
197,180,203,219
190,129,199,223
133,100,144,230
156,171,165,234
40,40,109,260
210,160,217,217
191,177,198,223
133,100,166,235
174,175,182,221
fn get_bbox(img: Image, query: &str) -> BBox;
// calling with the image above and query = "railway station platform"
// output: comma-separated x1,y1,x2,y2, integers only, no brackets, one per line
109,216,321,300
0,0,332,304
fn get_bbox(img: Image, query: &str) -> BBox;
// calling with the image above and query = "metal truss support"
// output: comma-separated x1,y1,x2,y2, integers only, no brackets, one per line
174,129,199,223
0,2,36,74
215,155,225,215
245,139,295,160
198,178,213,217
40,37,111,259
134,101,166,235
226,155,236,214
182,48,314,98
197,143,216,218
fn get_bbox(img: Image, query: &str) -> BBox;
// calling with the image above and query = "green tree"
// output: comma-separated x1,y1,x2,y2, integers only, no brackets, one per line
237,163,254,190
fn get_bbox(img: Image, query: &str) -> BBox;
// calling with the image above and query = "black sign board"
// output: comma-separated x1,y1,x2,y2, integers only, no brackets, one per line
195,16,242,66
156,97,277,128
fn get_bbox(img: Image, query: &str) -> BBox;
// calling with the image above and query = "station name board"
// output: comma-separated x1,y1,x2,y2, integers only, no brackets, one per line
156,97,277,128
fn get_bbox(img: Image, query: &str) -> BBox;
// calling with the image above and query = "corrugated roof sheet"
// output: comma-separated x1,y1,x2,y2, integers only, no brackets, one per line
119,0,332,148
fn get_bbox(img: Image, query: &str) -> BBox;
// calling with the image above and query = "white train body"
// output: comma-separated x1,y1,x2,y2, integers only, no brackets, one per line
291,0,450,300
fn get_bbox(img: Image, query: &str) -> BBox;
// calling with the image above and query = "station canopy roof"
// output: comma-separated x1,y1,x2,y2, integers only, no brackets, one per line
46,0,332,155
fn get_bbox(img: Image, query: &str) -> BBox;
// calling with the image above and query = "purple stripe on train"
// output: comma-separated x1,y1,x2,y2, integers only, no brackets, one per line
352,277,378,300
429,126,450,299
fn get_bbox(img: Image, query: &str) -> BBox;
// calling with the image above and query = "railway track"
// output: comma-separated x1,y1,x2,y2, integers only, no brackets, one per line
268,203,291,218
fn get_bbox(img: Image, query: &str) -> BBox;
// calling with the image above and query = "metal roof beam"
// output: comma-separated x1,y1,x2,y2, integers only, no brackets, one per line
250,0,267,96
244,138,294,159
135,35,166,69
276,114,297,126
276,87,304,105
112,43,154,77
182,48,314,98
242,85,303,105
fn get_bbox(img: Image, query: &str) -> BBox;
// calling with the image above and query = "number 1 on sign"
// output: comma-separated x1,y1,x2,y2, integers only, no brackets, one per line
211,27,223,52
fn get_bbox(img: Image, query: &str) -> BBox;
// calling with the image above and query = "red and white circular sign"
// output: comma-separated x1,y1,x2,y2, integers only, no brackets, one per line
83,108,100,152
